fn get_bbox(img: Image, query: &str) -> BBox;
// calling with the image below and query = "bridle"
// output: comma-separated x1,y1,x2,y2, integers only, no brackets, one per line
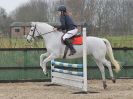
28,24,55,38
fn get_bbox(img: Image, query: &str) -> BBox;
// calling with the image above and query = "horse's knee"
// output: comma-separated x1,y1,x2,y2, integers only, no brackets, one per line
40,62,46,70
40,53,49,59
40,54,45,59
40,54,43,59
40,54,44,66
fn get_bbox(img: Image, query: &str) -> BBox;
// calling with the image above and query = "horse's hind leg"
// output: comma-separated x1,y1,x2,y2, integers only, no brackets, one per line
102,59,116,83
95,60,107,89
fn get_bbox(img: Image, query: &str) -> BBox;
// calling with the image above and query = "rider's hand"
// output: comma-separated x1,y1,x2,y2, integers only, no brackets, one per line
53,28,57,31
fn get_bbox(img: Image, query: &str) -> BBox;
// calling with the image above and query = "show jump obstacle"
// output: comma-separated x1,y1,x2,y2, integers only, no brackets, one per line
51,28,87,92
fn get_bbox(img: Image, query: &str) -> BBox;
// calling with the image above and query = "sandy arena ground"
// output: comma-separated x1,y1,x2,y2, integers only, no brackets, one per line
0,79,132,99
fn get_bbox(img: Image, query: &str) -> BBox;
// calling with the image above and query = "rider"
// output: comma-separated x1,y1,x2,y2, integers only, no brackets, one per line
54,5,78,56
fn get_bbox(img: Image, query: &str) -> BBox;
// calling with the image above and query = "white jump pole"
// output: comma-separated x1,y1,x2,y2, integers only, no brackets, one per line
83,27,87,92
51,27,88,92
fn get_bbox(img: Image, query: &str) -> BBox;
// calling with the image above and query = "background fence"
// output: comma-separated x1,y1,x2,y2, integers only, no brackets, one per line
0,48,132,82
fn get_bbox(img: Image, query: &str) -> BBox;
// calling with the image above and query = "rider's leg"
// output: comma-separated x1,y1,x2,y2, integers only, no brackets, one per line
64,38,76,55
63,29,78,56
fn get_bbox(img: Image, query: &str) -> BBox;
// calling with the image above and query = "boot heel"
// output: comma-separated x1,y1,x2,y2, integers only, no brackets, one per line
69,50,76,56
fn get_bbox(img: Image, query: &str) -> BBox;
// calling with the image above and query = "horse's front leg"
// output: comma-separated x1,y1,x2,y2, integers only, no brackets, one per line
41,53,56,75
40,52,49,67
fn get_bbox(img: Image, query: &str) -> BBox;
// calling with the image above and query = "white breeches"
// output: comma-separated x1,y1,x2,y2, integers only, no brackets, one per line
62,28,78,40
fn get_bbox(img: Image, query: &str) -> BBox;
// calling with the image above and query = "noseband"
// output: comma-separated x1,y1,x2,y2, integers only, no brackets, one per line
28,25,37,38
32,24,36,37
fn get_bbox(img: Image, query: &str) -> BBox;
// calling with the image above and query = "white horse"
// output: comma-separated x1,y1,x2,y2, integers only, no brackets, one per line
27,22,120,89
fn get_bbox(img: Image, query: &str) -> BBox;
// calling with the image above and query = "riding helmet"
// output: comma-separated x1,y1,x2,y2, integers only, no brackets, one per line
58,5,67,12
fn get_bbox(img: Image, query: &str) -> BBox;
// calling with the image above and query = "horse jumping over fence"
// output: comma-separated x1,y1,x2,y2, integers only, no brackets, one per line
26,22,121,89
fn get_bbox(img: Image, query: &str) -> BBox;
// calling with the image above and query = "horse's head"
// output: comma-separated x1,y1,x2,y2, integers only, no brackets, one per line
27,24,40,43
27,22,54,43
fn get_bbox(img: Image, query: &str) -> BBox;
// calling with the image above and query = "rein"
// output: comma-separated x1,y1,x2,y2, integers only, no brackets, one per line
41,30,55,35
35,25,55,36
29,24,55,38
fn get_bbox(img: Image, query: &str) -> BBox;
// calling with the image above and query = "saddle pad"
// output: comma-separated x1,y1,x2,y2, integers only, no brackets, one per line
72,36,82,45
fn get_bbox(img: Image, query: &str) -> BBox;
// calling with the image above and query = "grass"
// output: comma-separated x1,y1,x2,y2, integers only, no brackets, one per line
104,35,133,48
0,35,133,48
0,37,44,48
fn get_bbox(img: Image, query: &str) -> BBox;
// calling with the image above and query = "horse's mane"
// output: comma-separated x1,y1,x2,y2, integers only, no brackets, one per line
31,22,54,28
31,22,62,36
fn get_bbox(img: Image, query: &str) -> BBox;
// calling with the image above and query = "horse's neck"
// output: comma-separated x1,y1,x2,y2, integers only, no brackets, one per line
42,31,63,49
37,23,63,50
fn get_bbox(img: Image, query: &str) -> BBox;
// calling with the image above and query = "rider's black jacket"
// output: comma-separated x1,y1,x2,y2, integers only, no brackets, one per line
57,15,77,31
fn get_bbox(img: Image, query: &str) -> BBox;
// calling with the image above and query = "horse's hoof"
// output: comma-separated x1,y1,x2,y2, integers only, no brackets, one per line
103,81,107,89
112,78,116,83
43,72,48,76
43,72,47,75
45,73,48,76
103,84,107,89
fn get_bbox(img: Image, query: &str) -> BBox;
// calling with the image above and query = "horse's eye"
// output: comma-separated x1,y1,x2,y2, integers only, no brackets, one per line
31,30,33,31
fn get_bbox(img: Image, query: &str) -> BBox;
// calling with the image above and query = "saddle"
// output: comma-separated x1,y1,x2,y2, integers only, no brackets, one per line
71,35,83,45
61,34,83,58
61,34,83,45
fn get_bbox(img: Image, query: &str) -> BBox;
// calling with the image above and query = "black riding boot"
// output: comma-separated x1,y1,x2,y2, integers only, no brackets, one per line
64,38,76,56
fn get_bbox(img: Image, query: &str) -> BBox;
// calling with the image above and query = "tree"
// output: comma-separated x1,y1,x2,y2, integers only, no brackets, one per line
0,7,13,35
12,0,133,35
14,0,48,22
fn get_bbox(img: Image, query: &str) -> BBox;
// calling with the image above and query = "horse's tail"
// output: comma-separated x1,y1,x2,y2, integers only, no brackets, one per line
102,38,121,72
